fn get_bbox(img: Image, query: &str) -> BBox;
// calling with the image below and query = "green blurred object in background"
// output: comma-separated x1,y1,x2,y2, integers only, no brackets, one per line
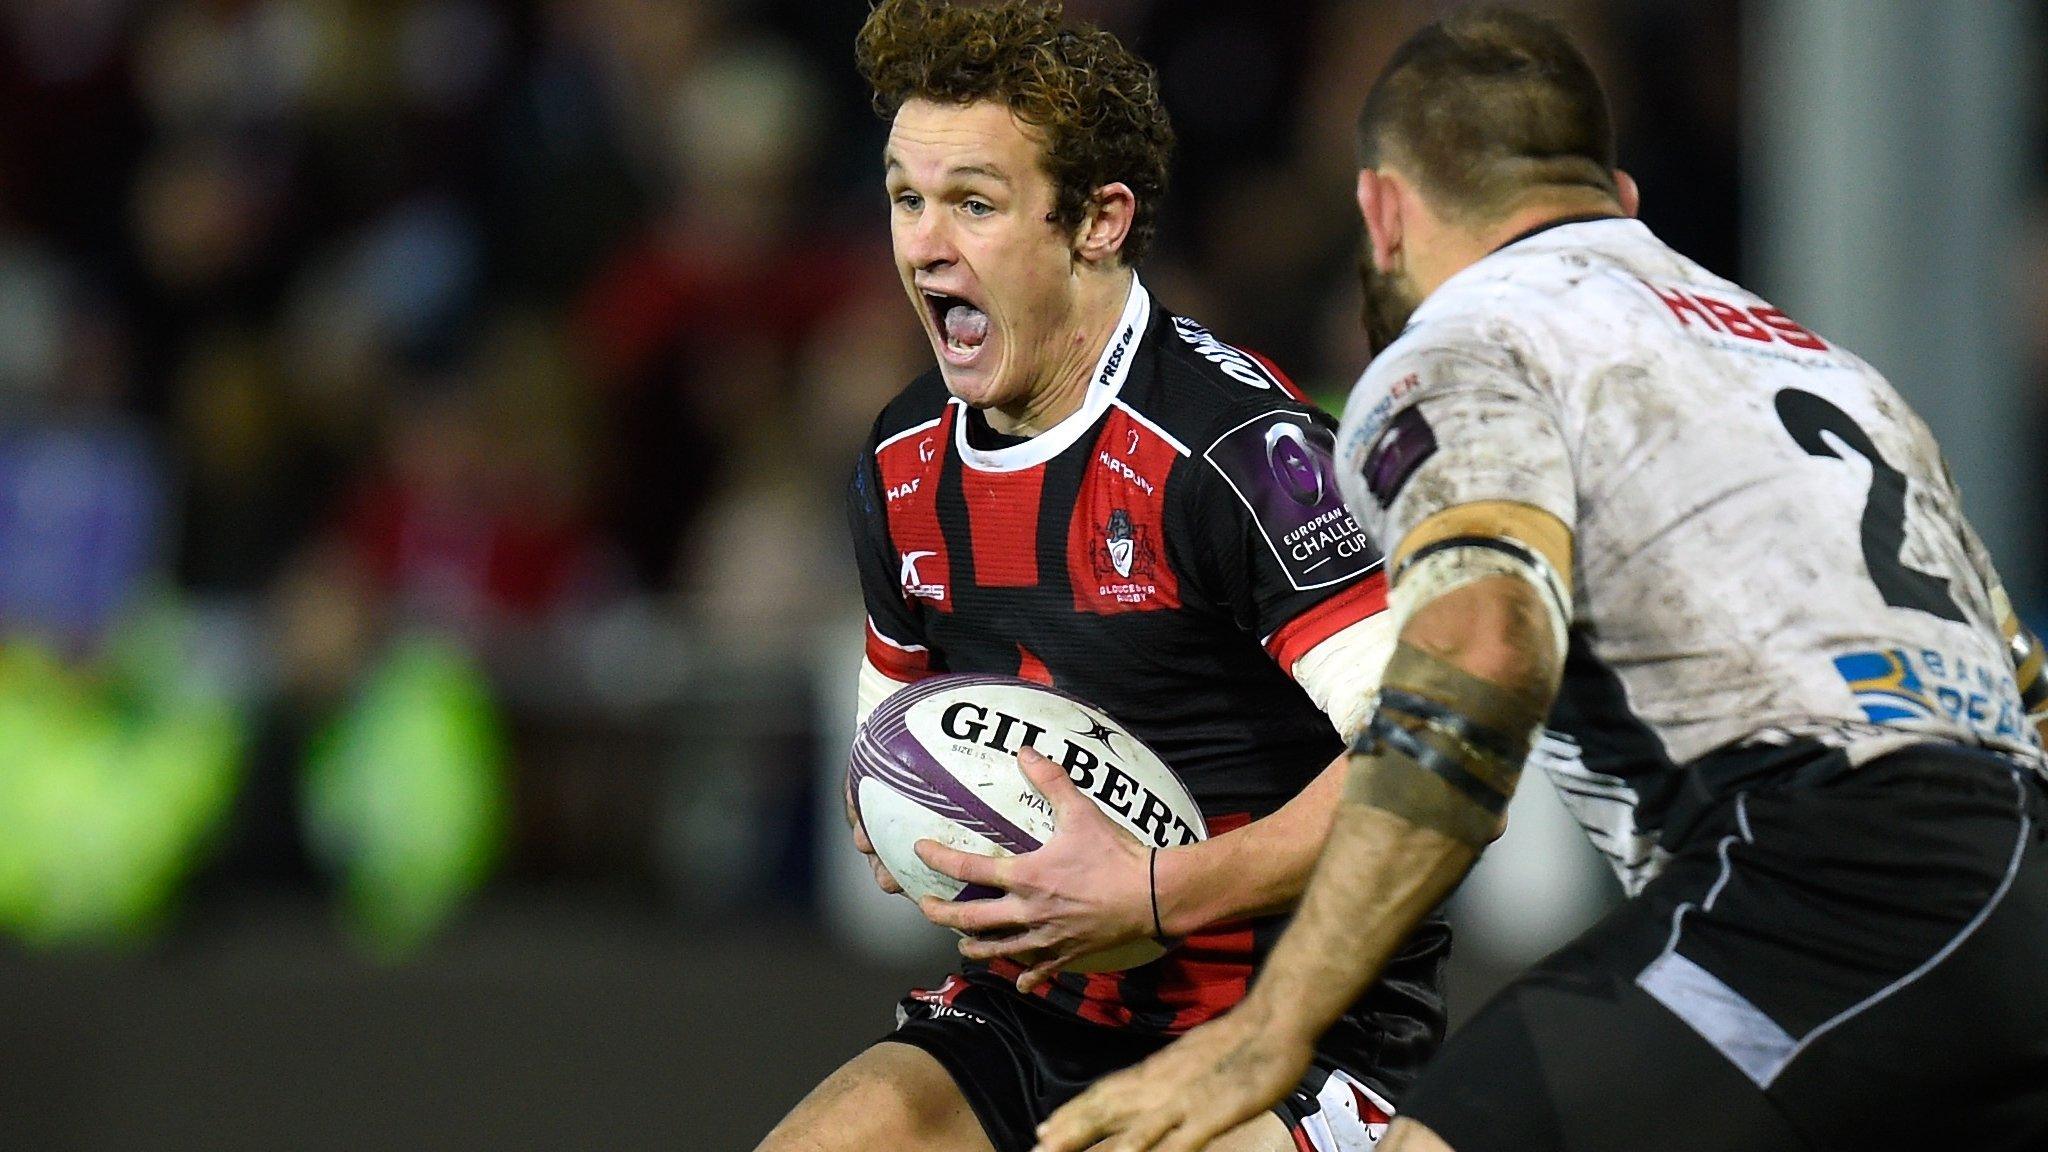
0,631,243,947
302,635,509,959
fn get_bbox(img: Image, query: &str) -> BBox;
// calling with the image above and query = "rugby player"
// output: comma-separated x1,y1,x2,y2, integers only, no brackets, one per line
752,3,1449,1151
1037,9,2048,1152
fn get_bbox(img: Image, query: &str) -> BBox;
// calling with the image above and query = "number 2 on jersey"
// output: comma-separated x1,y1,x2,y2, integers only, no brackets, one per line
1773,388,1966,623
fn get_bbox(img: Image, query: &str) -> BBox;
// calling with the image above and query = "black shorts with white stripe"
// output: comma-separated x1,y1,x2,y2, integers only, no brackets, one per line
1399,742,2048,1152
884,974,1397,1152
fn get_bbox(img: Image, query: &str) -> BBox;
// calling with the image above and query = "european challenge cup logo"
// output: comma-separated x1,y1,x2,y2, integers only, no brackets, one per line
1264,422,1326,507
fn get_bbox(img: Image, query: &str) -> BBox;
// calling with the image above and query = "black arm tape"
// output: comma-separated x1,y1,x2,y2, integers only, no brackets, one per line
1377,687,1525,763
1344,733,1502,849
1394,534,1540,581
1342,642,1546,846
1378,642,1550,750
1353,712,1510,816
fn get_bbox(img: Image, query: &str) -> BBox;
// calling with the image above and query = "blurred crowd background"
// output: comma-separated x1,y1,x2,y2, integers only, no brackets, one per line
0,1,2040,1149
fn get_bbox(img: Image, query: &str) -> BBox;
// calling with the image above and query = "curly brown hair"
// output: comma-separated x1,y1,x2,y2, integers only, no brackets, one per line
856,0,1173,267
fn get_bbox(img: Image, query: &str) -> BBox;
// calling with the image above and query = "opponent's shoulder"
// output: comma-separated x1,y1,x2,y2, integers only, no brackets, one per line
864,368,954,454
1332,271,1571,494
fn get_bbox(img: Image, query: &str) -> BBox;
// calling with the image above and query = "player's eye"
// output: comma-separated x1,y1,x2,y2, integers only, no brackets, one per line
893,191,923,212
962,198,995,218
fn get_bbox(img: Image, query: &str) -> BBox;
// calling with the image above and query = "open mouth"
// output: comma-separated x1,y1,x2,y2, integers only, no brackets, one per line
921,290,990,363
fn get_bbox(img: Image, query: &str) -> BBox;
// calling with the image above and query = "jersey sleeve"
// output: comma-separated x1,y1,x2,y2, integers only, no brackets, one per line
1178,405,1392,673
846,445,935,684
1335,315,1577,555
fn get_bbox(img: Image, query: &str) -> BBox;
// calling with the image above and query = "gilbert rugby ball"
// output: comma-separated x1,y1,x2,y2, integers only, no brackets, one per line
849,674,1208,972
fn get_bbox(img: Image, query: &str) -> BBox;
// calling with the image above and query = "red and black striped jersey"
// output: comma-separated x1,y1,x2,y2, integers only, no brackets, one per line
847,281,1447,1069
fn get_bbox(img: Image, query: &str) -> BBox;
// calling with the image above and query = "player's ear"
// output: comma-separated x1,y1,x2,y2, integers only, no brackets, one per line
1615,170,1641,218
1357,168,1402,271
1076,182,1137,265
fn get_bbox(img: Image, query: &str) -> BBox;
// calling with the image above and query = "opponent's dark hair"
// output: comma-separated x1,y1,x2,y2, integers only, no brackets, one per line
856,0,1173,266
1357,7,1617,218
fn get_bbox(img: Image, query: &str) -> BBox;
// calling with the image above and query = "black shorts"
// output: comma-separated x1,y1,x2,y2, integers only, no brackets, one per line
1402,744,2048,1152
883,974,1398,1152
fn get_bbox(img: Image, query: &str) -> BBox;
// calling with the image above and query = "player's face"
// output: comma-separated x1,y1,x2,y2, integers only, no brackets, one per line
885,99,1082,410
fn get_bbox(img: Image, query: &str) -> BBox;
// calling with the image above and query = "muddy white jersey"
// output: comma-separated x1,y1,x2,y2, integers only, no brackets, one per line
1335,217,2044,890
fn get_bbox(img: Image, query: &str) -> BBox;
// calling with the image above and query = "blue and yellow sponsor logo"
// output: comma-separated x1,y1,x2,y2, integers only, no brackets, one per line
1834,646,2030,741
1833,649,1936,724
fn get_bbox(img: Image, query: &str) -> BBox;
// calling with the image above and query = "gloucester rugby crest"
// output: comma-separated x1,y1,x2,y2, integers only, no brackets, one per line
1092,509,1158,582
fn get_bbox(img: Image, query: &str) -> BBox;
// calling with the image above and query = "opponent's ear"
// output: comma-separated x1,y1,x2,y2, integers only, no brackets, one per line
1357,168,1404,271
1076,182,1137,265
1615,170,1641,218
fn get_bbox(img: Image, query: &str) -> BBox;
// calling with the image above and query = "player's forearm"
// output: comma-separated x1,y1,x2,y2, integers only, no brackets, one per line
1151,753,1345,936
1152,579,1559,937
1241,577,1562,1039
1236,796,1476,1046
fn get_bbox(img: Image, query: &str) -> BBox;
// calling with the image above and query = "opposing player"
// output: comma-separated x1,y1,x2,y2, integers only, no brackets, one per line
753,3,1450,1151
1038,9,2048,1152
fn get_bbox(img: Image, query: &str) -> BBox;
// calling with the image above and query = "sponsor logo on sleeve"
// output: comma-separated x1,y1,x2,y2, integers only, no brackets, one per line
1361,404,1438,508
1263,422,1326,506
1205,412,1379,591
1349,372,1422,448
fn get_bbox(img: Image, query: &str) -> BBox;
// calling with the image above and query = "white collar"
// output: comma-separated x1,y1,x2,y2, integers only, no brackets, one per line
954,277,1151,473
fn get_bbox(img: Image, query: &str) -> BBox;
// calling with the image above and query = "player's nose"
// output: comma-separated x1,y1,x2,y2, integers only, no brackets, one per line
898,208,959,271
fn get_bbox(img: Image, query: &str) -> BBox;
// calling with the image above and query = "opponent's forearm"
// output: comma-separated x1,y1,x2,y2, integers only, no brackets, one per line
1234,575,1563,1041
1152,753,1345,936
1238,795,1476,1046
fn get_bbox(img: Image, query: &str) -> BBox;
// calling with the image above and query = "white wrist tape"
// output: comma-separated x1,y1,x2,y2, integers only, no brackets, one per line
855,657,908,730
1293,612,1400,743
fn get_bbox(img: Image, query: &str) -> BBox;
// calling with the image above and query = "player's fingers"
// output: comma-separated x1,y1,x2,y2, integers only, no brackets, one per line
920,893,1028,935
953,921,1050,960
1014,955,1066,994
851,818,876,854
915,838,1012,888
1096,1108,1182,1152
871,857,902,894
957,929,1050,963
1152,1111,1225,1152
1017,747,1092,818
